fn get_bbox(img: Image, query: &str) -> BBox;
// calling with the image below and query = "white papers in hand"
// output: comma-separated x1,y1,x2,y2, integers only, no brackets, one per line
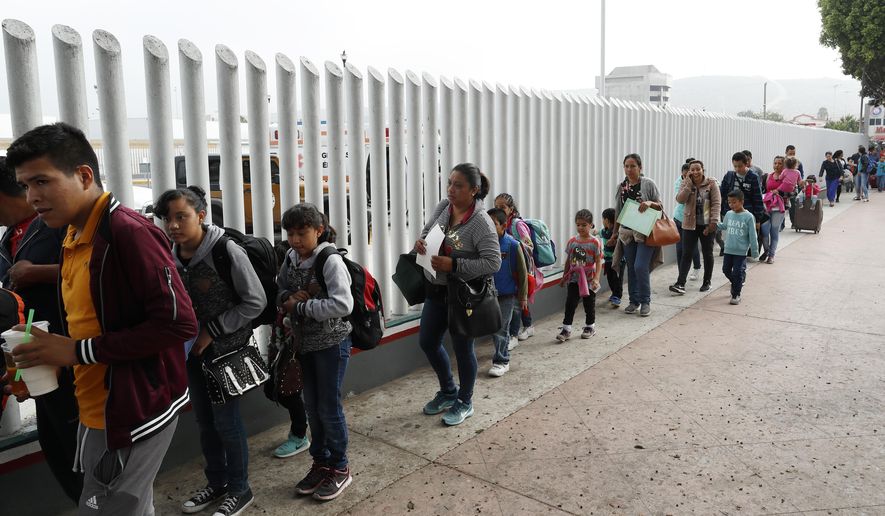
417,224,446,279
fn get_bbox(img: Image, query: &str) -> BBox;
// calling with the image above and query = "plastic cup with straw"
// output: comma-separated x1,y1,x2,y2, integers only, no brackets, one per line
13,309,35,383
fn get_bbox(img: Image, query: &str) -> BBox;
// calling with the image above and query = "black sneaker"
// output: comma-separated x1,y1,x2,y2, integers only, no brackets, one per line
699,282,711,292
182,485,228,514
295,462,330,495
212,490,253,516
313,466,353,501
759,251,768,262
668,283,685,295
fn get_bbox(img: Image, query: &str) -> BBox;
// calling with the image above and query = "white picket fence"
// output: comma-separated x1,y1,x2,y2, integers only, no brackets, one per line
1,18,866,323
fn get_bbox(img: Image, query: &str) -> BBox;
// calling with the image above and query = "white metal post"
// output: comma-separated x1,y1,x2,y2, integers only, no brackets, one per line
143,35,176,212
421,72,439,211
245,50,273,240
215,44,246,232
468,80,482,165
518,87,530,208
506,85,519,198
93,30,133,208
300,57,323,209
494,83,508,199
529,89,542,217
367,67,391,316
325,61,347,244
345,63,369,264
406,71,423,239
454,78,468,164
481,82,495,196
275,53,298,240
388,68,408,315
2,19,41,138
439,76,454,183
52,25,89,132
179,39,211,220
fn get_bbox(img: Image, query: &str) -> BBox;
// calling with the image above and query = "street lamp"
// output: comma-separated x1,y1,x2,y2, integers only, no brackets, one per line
341,50,347,69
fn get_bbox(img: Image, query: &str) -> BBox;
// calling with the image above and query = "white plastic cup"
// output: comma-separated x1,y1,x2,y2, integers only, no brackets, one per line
1,321,58,396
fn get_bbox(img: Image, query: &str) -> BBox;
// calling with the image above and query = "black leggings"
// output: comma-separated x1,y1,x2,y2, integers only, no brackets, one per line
277,391,308,439
563,282,596,326
677,226,715,285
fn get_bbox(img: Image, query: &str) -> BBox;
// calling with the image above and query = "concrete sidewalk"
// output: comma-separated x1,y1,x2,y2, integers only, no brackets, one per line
150,197,885,516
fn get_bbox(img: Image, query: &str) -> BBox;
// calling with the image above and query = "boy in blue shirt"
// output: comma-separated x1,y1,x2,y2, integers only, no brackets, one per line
486,208,528,377
717,190,759,305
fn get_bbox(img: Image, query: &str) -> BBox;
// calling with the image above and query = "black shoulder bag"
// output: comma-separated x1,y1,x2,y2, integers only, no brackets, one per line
447,276,502,338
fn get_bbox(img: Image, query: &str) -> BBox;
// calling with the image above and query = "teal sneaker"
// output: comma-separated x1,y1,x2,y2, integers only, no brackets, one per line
273,432,310,458
423,390,458,415
441,400,474,426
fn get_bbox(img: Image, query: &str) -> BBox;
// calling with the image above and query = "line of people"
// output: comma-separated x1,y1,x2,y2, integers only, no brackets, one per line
1,121,879,516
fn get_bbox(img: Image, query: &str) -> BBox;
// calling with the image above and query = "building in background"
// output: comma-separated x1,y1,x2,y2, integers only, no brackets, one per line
596,65,672,106
790,114,828,128
867,105,884,143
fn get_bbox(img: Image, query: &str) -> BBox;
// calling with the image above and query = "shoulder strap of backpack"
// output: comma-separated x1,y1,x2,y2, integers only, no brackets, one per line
312,245,340,294
211,234,235,291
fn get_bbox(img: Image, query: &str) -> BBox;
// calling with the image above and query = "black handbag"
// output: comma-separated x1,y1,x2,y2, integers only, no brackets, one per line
446,276,502,338
393,253,427,306
203,342,270,404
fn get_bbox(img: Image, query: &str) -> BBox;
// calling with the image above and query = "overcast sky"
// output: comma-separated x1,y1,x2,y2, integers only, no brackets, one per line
1,0,853,118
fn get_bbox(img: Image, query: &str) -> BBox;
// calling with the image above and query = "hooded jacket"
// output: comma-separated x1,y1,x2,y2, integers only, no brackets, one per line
675,176,722,229
63,194,197,450
719,170,764,222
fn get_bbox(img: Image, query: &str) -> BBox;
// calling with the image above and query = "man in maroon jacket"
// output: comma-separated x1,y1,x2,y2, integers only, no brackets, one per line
8,123,197,515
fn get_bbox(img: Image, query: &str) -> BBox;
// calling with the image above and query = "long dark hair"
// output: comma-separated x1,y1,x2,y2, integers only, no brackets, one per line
154,186,208,218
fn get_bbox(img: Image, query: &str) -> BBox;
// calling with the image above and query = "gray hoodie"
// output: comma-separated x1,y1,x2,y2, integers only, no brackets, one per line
420,198,502,286
172,224,266,352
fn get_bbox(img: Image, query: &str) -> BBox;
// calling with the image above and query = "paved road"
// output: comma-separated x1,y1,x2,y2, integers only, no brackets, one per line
152,197,885,515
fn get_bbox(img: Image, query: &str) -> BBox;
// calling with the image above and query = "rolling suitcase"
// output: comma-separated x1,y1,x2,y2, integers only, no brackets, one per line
792,198,823,234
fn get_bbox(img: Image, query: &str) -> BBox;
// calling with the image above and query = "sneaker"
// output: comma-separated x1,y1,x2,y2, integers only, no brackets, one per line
555,328,571,342
442,399,474,426
688,269,699,281
766,256,774,264
669,283,685,295
730,295,741,305
273,432,310,459
581,326,596,339
829,202,834,207
423,390,459,415
609,296,622,308
295,462,331,495
507,336,519,351
312,466,353,501
517,326,535,341
212,490,253,516
759,251,768,262
182,485,228,514
639,303,651,317
699,282,711,292
624,303,639,314
488,362,510,377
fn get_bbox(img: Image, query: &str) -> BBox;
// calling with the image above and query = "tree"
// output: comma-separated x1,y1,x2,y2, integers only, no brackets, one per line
825,114,860,132
737,110,785,122
818,107,829,120
819,0,885,104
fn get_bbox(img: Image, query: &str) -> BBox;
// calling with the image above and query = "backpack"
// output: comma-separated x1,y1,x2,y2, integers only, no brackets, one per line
513,218,557,267
313,246,384,350
211,227,279,328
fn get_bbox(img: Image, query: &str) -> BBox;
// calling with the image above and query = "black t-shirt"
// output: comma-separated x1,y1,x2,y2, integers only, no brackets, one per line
621,181,642,204
820,160,842,181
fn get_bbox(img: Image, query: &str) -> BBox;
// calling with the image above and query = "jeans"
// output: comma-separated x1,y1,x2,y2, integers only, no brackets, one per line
797,193,818,207
676,225,714,285
419,295,478,404
301,337,351,470
674,219,701,270
826,178,839,203
857,172,870,199
563,282,596,326
879,175,885,192
187,357,250,495
508,306,532,337
493,295,516,365
761,210,785,257
722,254,747,297
623,240,655,305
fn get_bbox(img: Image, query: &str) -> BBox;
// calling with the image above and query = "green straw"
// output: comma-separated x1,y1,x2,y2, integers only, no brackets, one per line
14,309,35,382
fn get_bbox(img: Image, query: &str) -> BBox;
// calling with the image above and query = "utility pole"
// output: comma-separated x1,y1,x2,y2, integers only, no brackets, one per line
762,82,767,119
859,95,865,135
599,0,605,98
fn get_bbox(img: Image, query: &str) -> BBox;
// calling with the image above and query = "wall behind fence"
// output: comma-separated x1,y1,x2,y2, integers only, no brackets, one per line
2,19,866,320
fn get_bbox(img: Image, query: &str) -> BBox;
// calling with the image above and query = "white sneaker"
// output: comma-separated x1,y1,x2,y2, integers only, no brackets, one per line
688,269,699,281
488,362,509,377
517,326,535,341
730,296,741,305
507,336,519,351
